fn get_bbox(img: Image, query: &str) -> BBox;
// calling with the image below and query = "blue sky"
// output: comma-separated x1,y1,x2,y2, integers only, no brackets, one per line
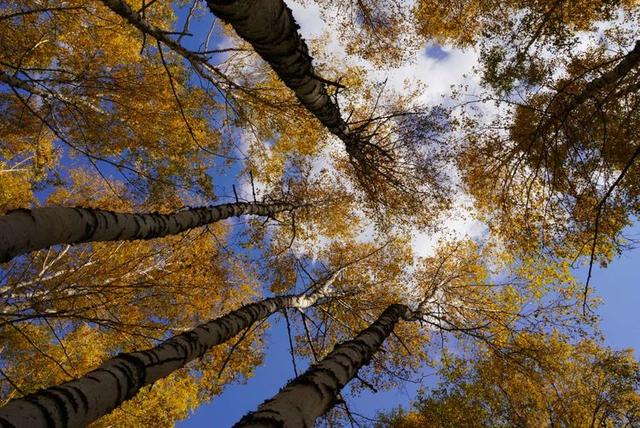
587,223,640,357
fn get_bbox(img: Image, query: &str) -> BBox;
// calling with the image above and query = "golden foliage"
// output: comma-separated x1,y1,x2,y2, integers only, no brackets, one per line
381,333,640,427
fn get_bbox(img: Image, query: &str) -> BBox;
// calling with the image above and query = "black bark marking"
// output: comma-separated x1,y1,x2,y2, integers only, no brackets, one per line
67,386,88,415
49,387,79,413
96,367,124,405
82,209,99,241
32,389,69,428
143,357,184,368
132,215,144,239
235,415,284,428
23,395,57,428
109,210,119,224
112,354,147,398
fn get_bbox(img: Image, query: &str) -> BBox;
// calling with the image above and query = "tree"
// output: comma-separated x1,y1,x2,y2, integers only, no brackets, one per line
0,0,230,201
378,332,640,427
234,304,421,427
0,170,269,426
0,242,404,427
413,0,640,92
207,0,451,227
0,200,299,263
0,284,336,427
456,35,640,305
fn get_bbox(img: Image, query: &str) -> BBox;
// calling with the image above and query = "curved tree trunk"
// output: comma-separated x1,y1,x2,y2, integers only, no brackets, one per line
233,304,414,427
0,201,296,263
0,290,329,428
206,0,351,142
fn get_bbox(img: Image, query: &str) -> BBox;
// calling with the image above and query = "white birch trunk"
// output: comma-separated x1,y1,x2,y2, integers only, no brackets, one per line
0,201,296,263
0,291,322,427
233,304,414,427
206,0,351,141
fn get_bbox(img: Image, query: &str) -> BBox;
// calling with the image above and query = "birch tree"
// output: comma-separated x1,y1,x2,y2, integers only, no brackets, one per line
1,0,638,426
0,171,269,425
0,200,299,264
379,333,640,427
234,304,421,427
231,237,585,426
0,268,346,428
457,35,640,278
206,0,451,225
0,0,232,201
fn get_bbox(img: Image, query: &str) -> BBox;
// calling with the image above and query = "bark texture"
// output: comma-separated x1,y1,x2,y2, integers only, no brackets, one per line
0,201,295,263
0,294,314,428
233,304,412,428
206,0,351,142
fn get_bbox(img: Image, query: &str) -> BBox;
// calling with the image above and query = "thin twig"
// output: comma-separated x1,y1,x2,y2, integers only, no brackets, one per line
283,309,298,376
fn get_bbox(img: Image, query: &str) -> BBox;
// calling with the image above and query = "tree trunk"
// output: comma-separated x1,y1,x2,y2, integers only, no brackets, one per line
205,0,401,186
0,201,296,263
552,39,640,121
99,0,234,86
0,292,323,428
571,40,640,107
206,0,352,142
233,304,414,427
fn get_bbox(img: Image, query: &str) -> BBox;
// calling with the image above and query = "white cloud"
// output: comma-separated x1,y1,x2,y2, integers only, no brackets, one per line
412,194,487,258
285,0,491,258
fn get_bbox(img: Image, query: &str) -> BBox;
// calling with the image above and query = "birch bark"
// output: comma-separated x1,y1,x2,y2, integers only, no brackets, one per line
0,201,296,263
0,282,334,428
233,304,415,427
206,0,352,142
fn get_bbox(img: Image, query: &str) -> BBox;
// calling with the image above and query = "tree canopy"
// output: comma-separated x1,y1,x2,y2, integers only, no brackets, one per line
0,0,639,426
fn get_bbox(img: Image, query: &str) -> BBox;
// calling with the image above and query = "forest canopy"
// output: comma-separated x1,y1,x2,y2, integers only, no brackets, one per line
0,0,639,426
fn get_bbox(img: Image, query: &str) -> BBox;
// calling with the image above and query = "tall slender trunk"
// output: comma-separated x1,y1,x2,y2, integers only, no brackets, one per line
552,39,640,121
98,0,234,87
571,40,640,107
206,0,352,142
233,304,414,427
0,287,332,428
0,201,297,263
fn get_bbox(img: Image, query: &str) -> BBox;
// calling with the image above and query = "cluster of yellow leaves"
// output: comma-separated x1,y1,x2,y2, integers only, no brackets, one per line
381,332,640,427
301,0,421,66
413,0,639,93
413,0,639,47
0,95,57,213
458,30,640,265
412,238,585,354
0,0,225,201
413,0,486,47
